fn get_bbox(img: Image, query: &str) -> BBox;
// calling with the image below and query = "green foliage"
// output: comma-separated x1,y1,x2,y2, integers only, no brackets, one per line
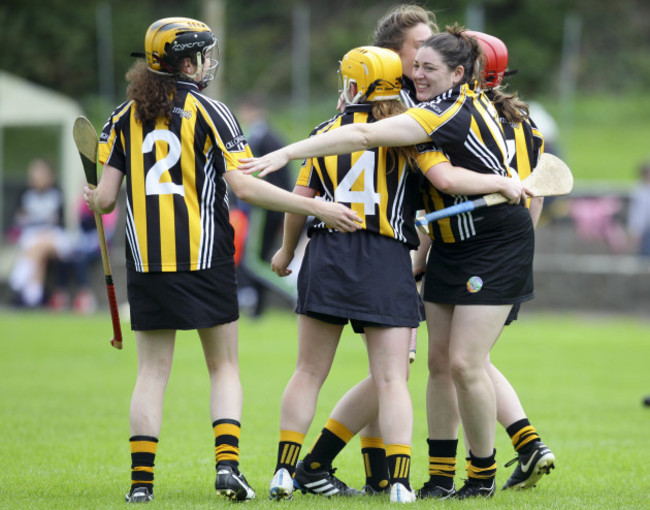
1,310,649,508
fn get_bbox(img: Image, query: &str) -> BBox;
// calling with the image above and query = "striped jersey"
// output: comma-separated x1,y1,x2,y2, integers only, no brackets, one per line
297,103,432,249
407,82,516,243
98,80,252,272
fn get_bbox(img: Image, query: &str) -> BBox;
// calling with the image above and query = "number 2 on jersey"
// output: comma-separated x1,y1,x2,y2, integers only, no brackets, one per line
334,151,380,215
143,130,185,196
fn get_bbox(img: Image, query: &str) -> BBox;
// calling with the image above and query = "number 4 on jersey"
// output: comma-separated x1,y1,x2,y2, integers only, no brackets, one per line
334,151,380,215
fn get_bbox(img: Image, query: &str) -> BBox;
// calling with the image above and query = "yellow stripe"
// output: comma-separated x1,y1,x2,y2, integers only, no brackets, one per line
213,423,241,439
325,418,354,443
130,441,158,454
363,452,372,477
131,480,153,485
179,107,200,270
132,466,154,473
466,459,496,479
130,114,147,270
360,436,385,450
386,444,411,457
511,425,538,448
394,457,402,478
280,430,306,444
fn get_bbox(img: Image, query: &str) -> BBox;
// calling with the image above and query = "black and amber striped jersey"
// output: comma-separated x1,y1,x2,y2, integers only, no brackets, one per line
98,80,252,273
407,82,518,243
501,115,544,182
296,103,429,249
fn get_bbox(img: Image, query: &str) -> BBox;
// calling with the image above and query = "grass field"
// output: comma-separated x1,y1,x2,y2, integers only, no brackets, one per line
1,309,649,509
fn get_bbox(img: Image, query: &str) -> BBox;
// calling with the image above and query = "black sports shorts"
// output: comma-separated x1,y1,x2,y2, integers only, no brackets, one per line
127,261,239,331
296,230,422,330
423,205,535,305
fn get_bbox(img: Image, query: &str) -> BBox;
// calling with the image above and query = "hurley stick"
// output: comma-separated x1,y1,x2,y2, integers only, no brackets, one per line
415,153,574,234
72,116,123,350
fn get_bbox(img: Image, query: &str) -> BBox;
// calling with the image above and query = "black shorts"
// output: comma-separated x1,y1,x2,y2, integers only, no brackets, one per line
296,230,422,329
305,310,386,334
127,262,239,331
423,205,535,305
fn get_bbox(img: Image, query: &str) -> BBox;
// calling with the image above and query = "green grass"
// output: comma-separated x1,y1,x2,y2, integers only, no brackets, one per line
1,309,649,509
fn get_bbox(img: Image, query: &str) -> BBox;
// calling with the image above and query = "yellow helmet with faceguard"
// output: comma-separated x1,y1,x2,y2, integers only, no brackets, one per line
338,46,403,104
143,17,218,87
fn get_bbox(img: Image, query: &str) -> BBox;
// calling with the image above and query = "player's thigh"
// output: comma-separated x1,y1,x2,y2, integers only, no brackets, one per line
295,314,343,376
449,304,512,366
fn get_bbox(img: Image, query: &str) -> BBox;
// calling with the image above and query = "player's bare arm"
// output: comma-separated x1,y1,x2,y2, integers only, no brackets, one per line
238,114,429,176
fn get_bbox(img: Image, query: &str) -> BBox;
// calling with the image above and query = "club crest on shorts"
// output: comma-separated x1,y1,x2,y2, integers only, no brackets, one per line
466,276,483,293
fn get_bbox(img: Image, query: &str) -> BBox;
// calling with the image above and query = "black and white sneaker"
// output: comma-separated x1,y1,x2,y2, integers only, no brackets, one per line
215,465,256,501
125,486,153,503
455,478,495,499
417,480,456,500
293,460,362,497
501,442,555,490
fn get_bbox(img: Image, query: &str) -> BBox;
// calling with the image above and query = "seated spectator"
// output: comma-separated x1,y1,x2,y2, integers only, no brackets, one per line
7,157,71,307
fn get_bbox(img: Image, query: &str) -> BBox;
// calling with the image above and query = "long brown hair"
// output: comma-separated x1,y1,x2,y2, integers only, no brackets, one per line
487,88,529,124
126,60,177,124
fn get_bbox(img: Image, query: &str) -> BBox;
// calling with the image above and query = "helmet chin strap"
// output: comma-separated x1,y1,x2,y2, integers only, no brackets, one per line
183,51,204,83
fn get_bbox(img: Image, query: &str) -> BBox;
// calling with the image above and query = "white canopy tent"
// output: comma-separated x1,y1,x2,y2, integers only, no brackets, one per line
0,71,85,230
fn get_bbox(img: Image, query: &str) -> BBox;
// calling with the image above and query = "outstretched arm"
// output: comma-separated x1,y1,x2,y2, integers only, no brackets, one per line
224,169,361,232
238,114,429,177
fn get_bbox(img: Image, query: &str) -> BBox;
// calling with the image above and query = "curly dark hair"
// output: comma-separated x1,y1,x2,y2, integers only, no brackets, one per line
126,60,177,125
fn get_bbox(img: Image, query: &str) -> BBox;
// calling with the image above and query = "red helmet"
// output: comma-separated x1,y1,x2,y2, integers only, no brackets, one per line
466,30,508,88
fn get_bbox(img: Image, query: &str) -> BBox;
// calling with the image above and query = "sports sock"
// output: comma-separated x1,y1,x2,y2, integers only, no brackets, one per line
466,449,497,486
213,419,241,469
275,430,305,476
303,418,353,471
426,438,457,489
129,436,158,493
506,418,541,454
360,436,389,492
386,443,412,490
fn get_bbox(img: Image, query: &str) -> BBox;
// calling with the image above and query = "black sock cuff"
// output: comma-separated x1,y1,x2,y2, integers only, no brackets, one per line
505,418,531,438
130,436,158,443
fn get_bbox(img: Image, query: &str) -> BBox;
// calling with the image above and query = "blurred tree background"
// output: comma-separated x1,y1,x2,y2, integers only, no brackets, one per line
1,0,649,183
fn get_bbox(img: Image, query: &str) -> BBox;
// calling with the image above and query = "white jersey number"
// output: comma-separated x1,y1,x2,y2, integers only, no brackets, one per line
143,130,185,196
334,151,380,215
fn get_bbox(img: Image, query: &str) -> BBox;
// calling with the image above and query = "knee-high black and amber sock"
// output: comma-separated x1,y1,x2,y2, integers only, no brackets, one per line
275,430,305,476
213,419,241,470
426,438,457,490
360,436,389,492
506,418,541,455
303,418,353,472
386,444,412,490
466,449,497,487
129,436,158,493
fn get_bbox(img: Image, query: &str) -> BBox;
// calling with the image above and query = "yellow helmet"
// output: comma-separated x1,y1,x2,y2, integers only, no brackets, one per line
143,17,217,84
338,46,403,104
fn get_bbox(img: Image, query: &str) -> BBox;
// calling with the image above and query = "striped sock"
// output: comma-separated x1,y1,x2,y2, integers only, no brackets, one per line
360,436,389,492
506,419,541,454
129,436,158,493
275,430,305,476
426,438,457,490
213,419,240,469
386,443,412,490
303,418,353,471
466,449,497,486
